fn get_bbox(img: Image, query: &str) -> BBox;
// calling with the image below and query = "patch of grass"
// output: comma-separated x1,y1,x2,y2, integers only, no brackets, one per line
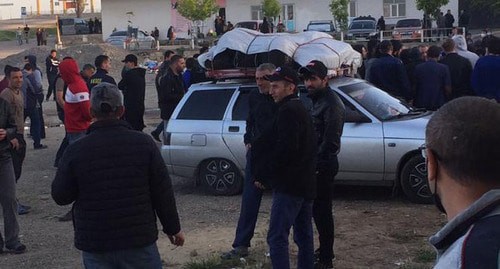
182,253,272,269
0,30,17,41
414,248,435,263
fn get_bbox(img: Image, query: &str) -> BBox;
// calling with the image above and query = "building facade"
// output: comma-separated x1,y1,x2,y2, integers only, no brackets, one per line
226,0,459,32
0,0,101,20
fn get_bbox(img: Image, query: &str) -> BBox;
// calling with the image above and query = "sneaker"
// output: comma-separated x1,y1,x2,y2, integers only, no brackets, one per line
17,204,30,215
314,261,334,269
58,211,72,222
6,243,26,254
220,247,249,260
34,144,48,150
150,131,161,142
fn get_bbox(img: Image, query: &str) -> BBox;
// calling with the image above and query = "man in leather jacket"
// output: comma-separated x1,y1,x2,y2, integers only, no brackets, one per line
299,60,345,269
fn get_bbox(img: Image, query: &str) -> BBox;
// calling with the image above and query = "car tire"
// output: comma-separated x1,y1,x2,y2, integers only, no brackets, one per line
199,158,243,196
400,155,433,204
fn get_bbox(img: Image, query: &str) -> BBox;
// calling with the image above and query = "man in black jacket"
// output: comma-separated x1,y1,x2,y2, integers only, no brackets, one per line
300,60,345,269
118,54,146,131
52,82,184,268
151,50,176,142
88,55,116,91
440,38,474,99
222,63,277,259
151,55,185,142
266,66,317,269
45,49,59,101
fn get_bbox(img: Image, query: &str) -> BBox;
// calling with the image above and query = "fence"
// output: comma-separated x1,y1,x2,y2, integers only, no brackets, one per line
336,27,467,43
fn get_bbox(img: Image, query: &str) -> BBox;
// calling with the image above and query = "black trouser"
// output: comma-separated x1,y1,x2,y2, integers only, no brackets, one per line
9,135,26,182
46,73,57,100
36,94,46,139
313,158,339,264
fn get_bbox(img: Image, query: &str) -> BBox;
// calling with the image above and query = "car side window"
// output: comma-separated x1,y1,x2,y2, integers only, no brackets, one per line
177,89,235,120
338,95,370,123
232,88,253,121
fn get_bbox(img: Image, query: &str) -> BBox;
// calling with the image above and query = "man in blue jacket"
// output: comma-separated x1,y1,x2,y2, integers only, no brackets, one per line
88,55,116,91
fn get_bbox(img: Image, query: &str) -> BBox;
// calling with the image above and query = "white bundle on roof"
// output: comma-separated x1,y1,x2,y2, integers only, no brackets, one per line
198,28,362,71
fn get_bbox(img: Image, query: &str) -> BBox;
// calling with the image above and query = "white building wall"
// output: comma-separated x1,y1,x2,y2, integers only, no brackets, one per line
0,0,102,20
226,0,459,32
101,0,170,40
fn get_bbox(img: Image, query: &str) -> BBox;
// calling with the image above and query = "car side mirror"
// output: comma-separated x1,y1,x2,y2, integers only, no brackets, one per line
303,29,306,32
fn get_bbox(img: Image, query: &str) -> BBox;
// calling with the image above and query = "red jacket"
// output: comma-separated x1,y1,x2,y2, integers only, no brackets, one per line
59,59,92,133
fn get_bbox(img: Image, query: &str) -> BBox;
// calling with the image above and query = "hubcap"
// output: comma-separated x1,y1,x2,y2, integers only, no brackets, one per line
204,160,236,192
408,161,432,199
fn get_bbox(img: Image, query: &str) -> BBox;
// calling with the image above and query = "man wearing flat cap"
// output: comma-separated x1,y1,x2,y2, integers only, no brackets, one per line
118,54,146,131
264,66,317,269
299,60,346,269
52,83,184,268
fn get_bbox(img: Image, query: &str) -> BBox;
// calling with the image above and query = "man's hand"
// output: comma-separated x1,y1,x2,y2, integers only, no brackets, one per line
168,231,185,246
10,138,19,150
0,129,6,141
254,180,266,190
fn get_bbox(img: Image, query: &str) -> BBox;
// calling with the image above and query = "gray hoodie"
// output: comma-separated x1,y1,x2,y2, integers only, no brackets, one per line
452,35,479,68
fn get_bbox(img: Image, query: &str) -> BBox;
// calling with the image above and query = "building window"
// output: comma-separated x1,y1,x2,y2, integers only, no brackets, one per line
251,5,262,20
383,0,406,18
349,1,357,17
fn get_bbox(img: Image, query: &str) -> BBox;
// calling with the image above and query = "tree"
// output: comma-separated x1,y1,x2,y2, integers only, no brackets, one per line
75,0,86,18
176,0,219,22
329,0,349,31
416,0,449,18
261,0,281,21
469,0,500,15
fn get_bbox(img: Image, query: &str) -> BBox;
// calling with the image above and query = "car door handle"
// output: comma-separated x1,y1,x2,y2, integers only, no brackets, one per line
228,126,240,132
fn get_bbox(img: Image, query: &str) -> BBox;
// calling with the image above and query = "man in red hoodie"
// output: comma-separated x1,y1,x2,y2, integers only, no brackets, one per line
59,58,92,144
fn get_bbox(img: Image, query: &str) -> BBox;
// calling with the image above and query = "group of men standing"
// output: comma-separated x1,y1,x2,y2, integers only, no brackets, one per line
221,60,346,269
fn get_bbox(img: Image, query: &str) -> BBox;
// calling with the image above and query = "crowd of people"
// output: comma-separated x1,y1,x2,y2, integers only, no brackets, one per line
352,32,500,110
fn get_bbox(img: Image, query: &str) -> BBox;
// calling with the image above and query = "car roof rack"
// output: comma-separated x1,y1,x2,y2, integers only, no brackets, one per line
206,68,256,80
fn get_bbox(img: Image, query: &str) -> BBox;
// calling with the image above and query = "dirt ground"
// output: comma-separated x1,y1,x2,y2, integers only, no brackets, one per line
0,16,446,269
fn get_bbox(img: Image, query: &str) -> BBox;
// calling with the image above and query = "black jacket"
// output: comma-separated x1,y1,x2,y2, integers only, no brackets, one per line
271,94,317,199
45,55,59,75
370,54,412,100
118,67,146,131
439,52,474,99
244,89,277,184
88,69,116,91
0,98,17,160
158,68,184,120
308,87,346,170
52,120,181,252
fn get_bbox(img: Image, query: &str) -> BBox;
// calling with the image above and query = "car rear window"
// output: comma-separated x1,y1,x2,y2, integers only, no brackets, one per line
231,88,253,121
396,19,421,28
307,23,334,32
235,22,258,30
177,89,235,120
350,21,375,30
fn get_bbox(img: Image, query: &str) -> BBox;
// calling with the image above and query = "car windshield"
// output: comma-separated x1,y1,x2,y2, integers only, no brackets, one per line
308,23,333,32
396,19,421,28
110,31,127,37
339,82,413,120
350,21,375,30
235,22,258,30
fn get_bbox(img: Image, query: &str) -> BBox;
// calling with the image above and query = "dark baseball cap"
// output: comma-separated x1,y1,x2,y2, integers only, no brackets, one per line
90,82,123,114
121,54,138,64
265,66,300,85
298,60,328,79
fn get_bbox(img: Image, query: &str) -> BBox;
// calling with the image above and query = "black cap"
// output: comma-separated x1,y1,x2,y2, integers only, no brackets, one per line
121,54,138,64
265,66,300,85
298,60,328,79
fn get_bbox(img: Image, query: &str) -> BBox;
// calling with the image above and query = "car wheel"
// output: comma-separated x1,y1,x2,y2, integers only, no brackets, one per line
400,155,433,204
199,159,243,196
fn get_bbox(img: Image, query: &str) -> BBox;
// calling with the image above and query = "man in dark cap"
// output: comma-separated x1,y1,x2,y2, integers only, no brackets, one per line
52,82,184,268
299,60,345,269
264,66,317,269
118,54,146,131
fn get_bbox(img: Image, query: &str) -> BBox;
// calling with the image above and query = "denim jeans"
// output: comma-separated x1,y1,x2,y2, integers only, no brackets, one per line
24,107,42,147
232,149,263,248
268,191,314,269
36,94,46,139
82,243,162,269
